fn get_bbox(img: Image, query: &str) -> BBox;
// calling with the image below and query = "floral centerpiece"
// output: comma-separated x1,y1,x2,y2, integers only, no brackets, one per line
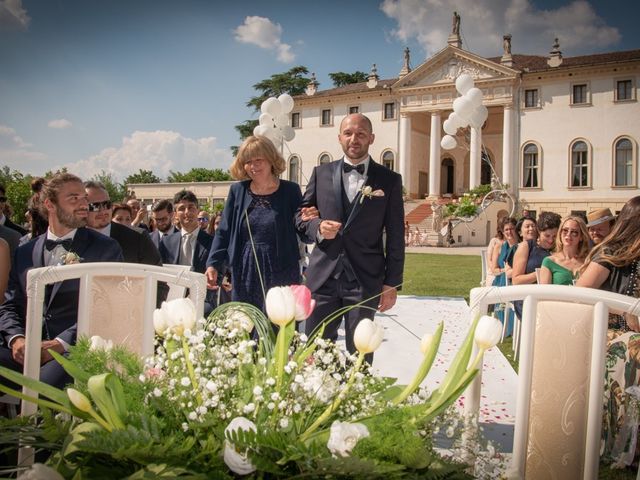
0,286,503,479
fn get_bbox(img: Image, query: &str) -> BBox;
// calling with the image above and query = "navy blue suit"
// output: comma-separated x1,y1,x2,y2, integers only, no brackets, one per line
150,226,177,249
0,228,123,388
159,228,216,316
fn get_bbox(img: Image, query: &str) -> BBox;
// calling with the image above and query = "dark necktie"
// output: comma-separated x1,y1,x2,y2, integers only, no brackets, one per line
45,239,73,251
343,163,365,174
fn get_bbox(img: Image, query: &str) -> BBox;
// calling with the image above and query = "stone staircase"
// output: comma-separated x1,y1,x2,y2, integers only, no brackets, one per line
404,198,453,247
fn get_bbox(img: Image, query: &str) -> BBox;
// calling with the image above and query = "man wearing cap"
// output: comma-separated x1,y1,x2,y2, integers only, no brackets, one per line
586,208,616,246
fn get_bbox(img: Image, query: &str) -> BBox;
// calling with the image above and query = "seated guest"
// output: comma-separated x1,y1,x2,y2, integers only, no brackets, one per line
160,190,216,316
577,195,640,466
112,203,133,225
516,216,538,243
491,217,519,336
19,178,49,246
0,185,27,236
485,224,504,287
586,207,616,246
0,238,9,302
0,173,123,389
0,225,20,265
197,211,210,232
150,200,177,248
539,215,589,285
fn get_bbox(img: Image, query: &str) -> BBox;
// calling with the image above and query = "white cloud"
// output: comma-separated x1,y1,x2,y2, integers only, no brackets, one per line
0,0,30,31
234,16,295,63
0,124,47,172
381,0,621,57
48,118,73,129
62,130,234,181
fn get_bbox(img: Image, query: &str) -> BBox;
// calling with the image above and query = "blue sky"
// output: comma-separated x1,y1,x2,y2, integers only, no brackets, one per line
0,0,638,180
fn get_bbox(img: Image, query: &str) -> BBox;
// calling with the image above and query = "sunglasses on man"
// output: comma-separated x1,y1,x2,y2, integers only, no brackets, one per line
88,200,113,212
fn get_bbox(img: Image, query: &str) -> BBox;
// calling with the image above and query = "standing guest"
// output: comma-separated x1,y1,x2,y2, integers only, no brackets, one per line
209,213,222,235
485,224,504,287
586,207,616,246
19,178,49,246
197,211,210,232
577,195,640,465
112,203,133,225
539,215,589,285
207,136,315,311
0,238,9,302
161,190,216,316
126,198,149,230
491,217,519,335
404,221,410,247
295,114,405,362
0,185,27,236
0,173,123,389
149,200,177,249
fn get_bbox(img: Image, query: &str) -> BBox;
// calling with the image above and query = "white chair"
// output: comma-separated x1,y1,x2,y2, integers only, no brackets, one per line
162,264,192,301
19,262,206,419
479,248,487,287
465,284,640,479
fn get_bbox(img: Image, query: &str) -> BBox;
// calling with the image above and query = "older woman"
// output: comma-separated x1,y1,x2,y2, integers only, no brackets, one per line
516,216,538,243
539,216,589,285
205,136,315,310
578,196,640,465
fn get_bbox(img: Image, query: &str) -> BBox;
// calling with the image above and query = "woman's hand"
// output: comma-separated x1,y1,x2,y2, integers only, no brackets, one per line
300,206,319,221
205,266,219,290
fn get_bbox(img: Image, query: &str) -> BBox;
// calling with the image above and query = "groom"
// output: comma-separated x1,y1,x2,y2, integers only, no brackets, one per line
295,113,405,361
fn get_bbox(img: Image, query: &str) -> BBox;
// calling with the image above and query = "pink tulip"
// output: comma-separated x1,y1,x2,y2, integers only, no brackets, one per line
290,285,316,321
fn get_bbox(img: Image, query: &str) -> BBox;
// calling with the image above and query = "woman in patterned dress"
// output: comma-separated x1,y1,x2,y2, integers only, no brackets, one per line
578,195,640,466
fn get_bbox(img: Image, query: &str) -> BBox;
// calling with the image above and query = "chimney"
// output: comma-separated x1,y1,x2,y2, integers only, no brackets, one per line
398,47,411,79
547,38,563,67
367,63,379,88
305,73,319,96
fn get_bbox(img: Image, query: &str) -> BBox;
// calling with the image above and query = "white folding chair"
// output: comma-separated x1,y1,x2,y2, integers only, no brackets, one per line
162,264,192,301
464,284,640,479
479,249,487,287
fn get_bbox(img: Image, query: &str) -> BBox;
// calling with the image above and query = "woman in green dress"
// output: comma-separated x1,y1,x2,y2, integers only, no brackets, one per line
539,215,589,285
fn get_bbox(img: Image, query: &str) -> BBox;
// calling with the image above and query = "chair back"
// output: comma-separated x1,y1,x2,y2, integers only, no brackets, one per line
161,264,192,301
479,248,487,287
20,262,206,418
465,284,640,480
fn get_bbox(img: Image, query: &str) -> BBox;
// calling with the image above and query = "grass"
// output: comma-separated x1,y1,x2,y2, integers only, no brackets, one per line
403,252,637,479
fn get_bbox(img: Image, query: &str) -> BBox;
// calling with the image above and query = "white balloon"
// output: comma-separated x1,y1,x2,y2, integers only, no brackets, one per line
441,135,457,150
455,74,474,95
465,87,483,107
281,125,295,142
253,124,270,137
276,114,289,128
259,112,273,126
443,118,458,135
261,97,282,116
468,105,489,128
448,112,465,129
278,94,295,113
453,96,474,119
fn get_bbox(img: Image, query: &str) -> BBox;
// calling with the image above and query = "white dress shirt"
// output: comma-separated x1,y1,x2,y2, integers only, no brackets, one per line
342,157,369,203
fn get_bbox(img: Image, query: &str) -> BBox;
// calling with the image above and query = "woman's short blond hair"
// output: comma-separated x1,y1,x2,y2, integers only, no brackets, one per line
229,136,286,180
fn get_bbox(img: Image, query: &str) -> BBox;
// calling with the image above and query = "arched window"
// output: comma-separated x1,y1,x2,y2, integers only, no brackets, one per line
382,150,395,171
318,153,331,165
570,141,589,187
288,156,300,184
522,143,539,188
615,138,633,186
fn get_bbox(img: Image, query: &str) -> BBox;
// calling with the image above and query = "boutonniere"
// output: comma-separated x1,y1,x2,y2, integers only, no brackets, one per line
58,251,82,265
359,185,385,204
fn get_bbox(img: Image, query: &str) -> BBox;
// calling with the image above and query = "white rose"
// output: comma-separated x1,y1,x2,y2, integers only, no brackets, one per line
223,417,257,475
89,335,113,352
327,421,370,457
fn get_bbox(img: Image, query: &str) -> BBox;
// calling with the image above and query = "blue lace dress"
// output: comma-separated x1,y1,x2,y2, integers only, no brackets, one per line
232,190,301,311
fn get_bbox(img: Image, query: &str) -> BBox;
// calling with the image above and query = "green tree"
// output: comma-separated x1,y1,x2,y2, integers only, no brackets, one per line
0,166,33,224
328,71,368,87
91,170,127,202
124,169,162,185
166,168,232,183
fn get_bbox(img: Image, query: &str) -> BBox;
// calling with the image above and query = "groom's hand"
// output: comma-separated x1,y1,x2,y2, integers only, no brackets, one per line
378,285,397,312
319,220,341,240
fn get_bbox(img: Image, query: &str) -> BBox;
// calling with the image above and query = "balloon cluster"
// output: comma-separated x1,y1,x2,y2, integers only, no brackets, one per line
440,74,488,150
253,94,296,148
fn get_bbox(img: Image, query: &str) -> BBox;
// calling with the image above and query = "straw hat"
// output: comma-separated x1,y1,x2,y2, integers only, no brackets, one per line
586,208,615,227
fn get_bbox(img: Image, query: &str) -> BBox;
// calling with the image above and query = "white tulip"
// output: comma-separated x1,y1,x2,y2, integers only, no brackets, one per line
223,417,257,475
420,333,434,354
327,421,370,457
353,318,384,354
67,388,92,413
152,298,197,337
16,463,64,480
265,286,297,327
474,315,503,351
89,335,113,352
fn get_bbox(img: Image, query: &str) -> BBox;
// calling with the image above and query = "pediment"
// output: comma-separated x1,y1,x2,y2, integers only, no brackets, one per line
393,46,518,90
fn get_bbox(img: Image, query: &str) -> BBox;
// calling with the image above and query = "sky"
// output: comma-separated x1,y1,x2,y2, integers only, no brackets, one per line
0,0,638,181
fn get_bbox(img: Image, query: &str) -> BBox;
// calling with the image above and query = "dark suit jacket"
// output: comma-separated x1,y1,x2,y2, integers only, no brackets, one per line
0,228,123,347
295,158,405,295
2,217,27,236
150,226,178,249
0,224,21,264
110,222,162,266
159,228,215,314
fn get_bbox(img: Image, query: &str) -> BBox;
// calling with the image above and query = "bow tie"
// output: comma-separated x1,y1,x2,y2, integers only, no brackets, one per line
45,239,73,252
343,163,365,175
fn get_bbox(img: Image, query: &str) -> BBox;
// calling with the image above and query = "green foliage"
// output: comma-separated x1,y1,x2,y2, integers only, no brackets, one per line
124,169,162,185
329,71,368,87
91,170,127,202
166,168,232,183
444,196,478,219
466,184,492,199
0,165,33,224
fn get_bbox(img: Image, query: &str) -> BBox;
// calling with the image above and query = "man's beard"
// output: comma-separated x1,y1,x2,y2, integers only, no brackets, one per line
56,204,87,229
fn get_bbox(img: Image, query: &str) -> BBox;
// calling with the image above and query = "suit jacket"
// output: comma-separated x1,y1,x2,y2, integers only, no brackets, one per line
0,228,124,347
2,217,27,236
0,224,21,263
159,228,216,314
110,222,162,266
150,226,178,249
295,158,405,295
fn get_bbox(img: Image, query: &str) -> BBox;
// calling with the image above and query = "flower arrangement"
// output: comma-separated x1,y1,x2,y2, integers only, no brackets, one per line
0,286,503,479
57,251,82,266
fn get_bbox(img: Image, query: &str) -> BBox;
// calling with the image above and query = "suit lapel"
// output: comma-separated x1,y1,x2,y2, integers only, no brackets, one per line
47,228,89,308
32,234,46,268
332,161,345,222
343,158,378,231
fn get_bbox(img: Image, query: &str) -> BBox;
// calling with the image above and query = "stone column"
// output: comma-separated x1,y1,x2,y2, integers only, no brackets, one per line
469,127,482,189
428,111,441,197
502,105,513,188
399,113,412,194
